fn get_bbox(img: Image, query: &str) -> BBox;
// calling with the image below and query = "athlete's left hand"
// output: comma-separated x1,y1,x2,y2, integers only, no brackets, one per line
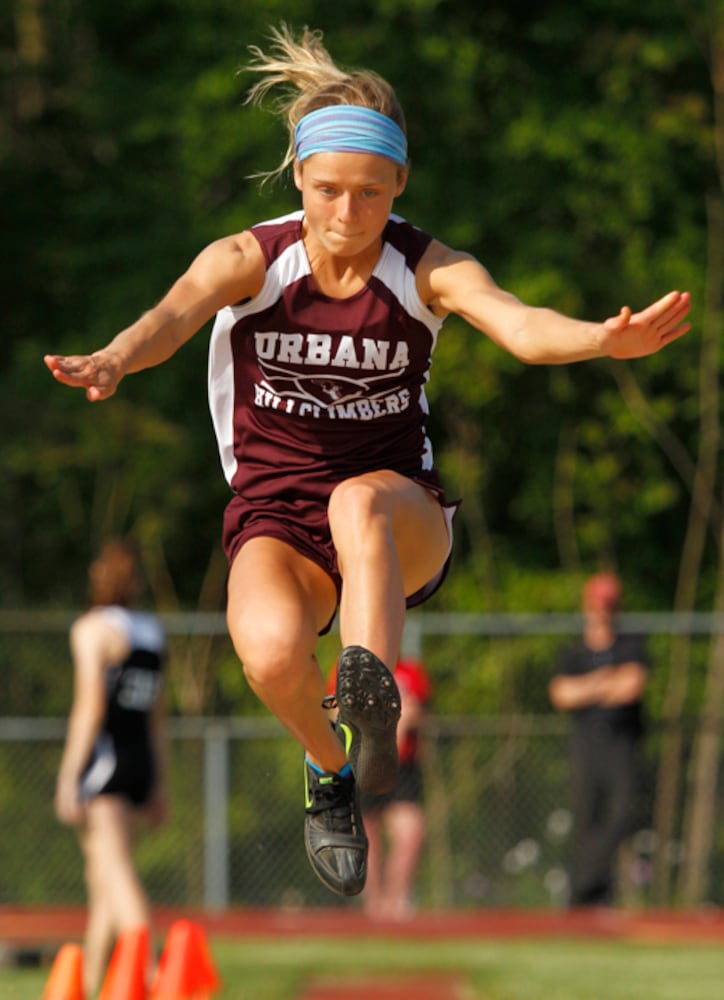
602,290,691,359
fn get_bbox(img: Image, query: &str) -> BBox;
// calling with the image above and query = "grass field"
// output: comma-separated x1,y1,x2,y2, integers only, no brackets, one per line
3,934,723,1000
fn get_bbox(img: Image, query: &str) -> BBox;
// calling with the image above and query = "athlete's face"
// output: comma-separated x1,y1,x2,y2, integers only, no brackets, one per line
294,152,407,259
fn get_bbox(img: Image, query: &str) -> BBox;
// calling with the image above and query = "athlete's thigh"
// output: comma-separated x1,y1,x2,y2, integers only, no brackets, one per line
227,536,337,656
329,470,450,592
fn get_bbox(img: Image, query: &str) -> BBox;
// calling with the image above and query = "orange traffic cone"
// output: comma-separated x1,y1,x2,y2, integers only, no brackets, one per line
98,925,150,1000
42,942,85,1000
151,920,220,999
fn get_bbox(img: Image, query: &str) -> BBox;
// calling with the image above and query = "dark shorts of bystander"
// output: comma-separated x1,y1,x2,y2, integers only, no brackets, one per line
359,761,424,813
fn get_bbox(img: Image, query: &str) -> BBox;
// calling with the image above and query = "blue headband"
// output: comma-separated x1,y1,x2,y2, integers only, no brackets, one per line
294,105,408,166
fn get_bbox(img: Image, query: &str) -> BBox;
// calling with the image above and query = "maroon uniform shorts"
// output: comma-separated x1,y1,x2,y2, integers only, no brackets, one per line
222,487,458,635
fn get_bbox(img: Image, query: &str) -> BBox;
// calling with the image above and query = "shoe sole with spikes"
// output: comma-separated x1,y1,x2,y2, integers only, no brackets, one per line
335,645,401,795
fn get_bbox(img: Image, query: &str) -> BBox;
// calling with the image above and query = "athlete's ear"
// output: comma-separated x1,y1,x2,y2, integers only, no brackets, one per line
395,167,408,197
293,160,304,191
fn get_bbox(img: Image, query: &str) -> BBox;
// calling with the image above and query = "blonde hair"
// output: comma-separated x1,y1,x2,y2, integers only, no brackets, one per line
245,24,406,183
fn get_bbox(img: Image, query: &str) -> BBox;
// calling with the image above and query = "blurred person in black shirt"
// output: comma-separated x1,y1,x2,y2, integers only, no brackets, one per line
549,572,649,907
55,539,167,994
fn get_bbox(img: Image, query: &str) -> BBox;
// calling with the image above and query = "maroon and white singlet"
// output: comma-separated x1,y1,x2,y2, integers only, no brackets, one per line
208,210,457,613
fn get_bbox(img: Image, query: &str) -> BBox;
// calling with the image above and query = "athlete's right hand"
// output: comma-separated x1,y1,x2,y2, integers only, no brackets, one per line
44,350,123,402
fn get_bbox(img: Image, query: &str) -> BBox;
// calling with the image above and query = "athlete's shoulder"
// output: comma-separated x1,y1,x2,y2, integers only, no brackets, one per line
187,230,266,305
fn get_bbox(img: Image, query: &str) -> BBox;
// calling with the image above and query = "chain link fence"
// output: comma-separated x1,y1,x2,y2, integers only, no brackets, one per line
0,611,721,911
1,714,717,911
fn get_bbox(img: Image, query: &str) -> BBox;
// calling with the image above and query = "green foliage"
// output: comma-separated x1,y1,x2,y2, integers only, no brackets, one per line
1,0,720,714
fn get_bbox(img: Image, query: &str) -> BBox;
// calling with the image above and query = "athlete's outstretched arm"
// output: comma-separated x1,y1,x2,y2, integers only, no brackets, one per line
420,242,691,365
45,232,265,401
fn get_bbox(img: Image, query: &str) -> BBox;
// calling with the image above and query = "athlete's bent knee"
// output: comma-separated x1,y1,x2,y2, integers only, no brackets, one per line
235,630,300,694
328,476,389,533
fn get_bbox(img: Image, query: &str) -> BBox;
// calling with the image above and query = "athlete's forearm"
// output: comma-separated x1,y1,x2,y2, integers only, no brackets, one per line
101,301,200,375
502,308,604,364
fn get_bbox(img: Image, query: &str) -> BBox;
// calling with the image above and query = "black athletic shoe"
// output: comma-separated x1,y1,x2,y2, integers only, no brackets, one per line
304,760,367,897
335,645,401,796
